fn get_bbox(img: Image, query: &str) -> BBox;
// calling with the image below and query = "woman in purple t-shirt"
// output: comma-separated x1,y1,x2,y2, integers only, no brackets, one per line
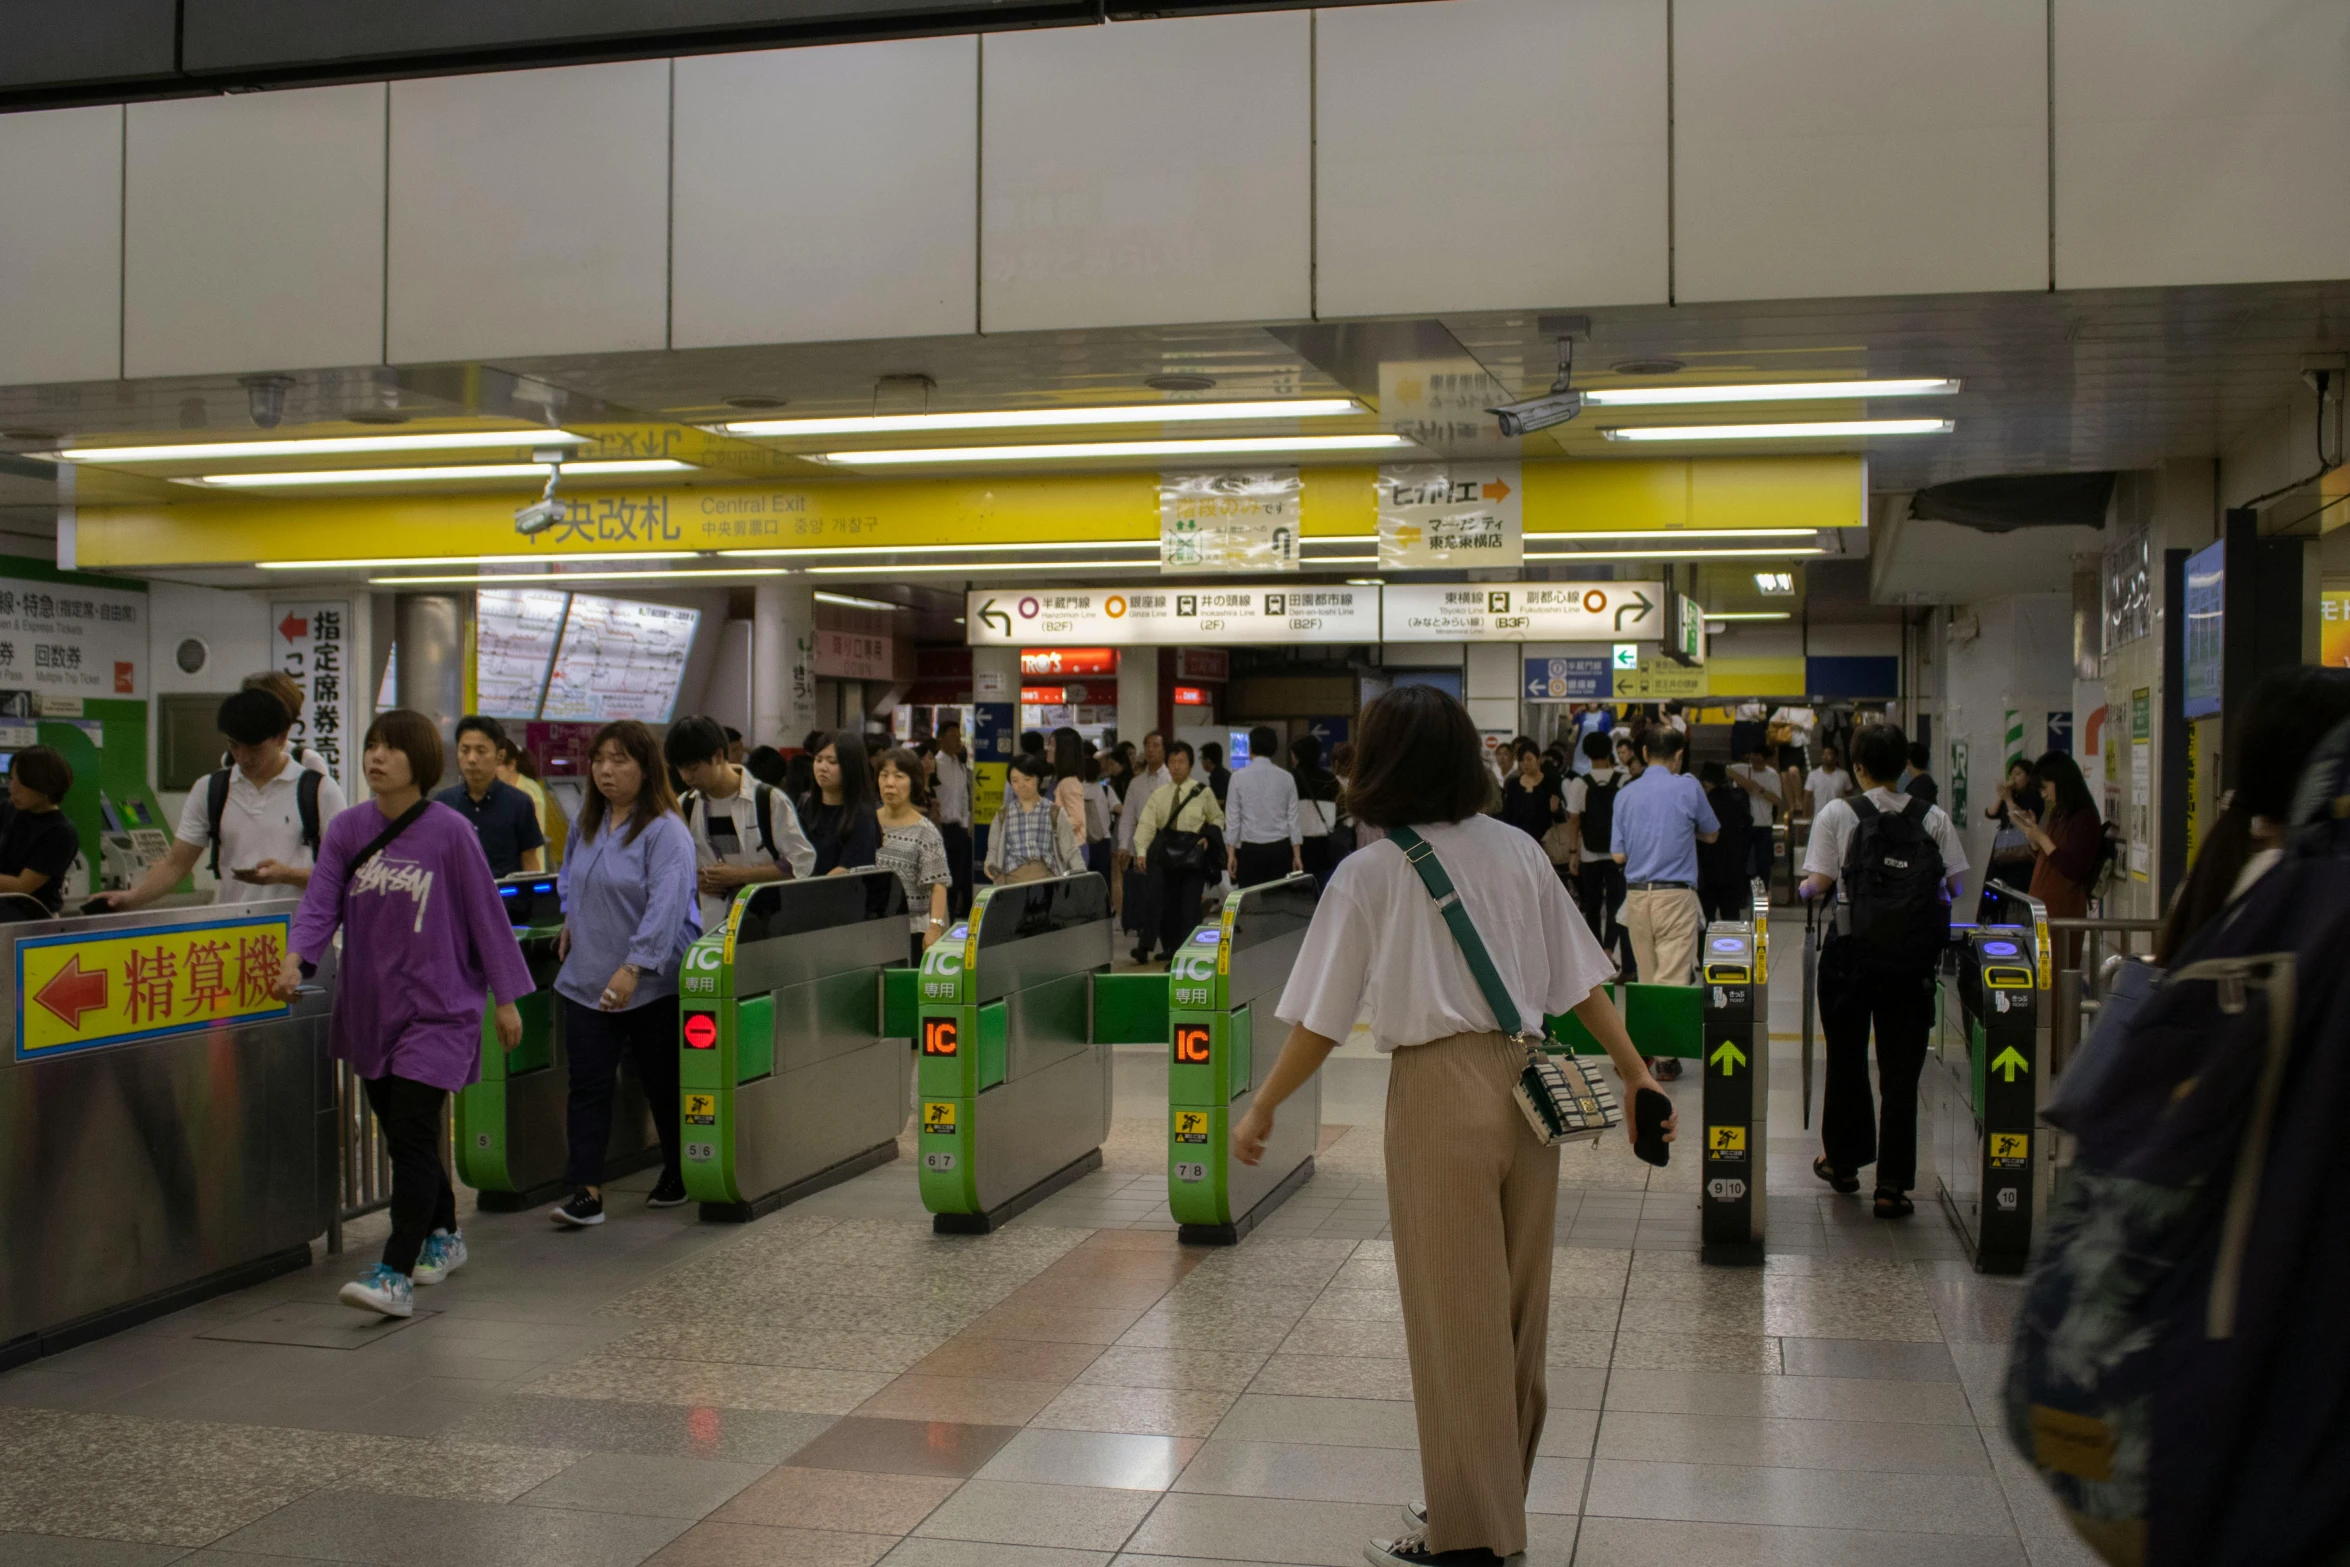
276,710,534,1320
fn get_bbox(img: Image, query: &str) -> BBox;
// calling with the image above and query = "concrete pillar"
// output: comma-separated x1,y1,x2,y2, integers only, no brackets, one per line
393,593,466,786
754,577,816,750
1116,651,1159,746
1464,641,1522,739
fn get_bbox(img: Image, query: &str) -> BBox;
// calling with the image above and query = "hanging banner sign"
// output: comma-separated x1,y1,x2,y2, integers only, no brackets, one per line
1378,464,1523,571
1381,582,1663,643
0,573,145,701
269,599,355,792
966,586,1378,647
1160,470,1300,574
1524,655,1613,702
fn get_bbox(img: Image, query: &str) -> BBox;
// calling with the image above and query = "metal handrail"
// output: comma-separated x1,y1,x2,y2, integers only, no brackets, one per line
325,1057,395,1255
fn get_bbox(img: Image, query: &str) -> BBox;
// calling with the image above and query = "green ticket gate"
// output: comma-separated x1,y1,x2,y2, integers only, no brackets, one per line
1925,888,2050,1274
1165,875,1320,1244
678,871,912,1222
456,871,658,1209
1698,882,1771,1265
917,873,1114,1234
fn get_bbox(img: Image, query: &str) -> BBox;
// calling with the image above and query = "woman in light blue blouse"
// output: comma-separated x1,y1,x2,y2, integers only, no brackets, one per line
549,720,699,1229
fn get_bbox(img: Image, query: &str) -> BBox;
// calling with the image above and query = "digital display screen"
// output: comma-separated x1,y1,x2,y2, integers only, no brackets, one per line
1982,939,2020,957
2183,539,2224,720
475,587,569,719
922,1017,958,1057
1173,1025,1211,1065
541,593,701,724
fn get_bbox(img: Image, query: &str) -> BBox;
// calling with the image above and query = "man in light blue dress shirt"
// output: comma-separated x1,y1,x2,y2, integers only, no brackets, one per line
1609,728,1719,1014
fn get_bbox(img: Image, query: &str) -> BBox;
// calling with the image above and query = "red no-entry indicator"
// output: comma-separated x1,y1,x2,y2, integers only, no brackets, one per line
683,1012,719,1050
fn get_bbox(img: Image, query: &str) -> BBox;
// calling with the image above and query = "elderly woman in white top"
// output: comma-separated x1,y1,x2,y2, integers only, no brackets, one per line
1232,686,1675,1567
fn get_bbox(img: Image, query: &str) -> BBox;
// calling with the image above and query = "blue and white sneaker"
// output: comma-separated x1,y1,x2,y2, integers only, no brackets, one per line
338,1264,415,1319
412,1229,468,1285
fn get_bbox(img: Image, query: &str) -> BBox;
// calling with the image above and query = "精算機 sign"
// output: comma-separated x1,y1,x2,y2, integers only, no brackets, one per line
16,915,291,1060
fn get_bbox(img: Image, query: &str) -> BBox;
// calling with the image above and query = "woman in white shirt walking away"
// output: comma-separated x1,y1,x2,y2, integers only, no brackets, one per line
1232,686,1674,1567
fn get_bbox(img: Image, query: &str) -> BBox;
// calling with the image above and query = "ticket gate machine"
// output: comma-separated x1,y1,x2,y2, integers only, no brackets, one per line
1165,875,1319,1244
1924,885,2051,1274
917,873,1114,1234
1698,882,1771,1265
678,872,912,1221
454,871,659,1209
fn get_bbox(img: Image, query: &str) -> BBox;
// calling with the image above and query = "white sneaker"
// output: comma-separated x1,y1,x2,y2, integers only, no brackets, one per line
412,1229,467,1285
1403,1501,1427,1529
338,1264,415,1319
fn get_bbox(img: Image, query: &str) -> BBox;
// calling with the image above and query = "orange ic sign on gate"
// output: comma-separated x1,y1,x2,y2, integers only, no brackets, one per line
1173,1024,1211,1065
923,1017,959,1056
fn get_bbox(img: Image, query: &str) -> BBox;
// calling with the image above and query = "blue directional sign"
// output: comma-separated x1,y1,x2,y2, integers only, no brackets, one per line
1524,656,1611,702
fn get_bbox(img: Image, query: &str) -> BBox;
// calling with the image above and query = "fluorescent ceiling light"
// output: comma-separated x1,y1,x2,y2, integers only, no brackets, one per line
718,539,1155,559
261,551,696,570
1345,578,1384,586
1601,420,1953,442
1753,571,1796,594
57,430,591,463
803,560,1168,576
813,591,905,612
197,459,693,487
1583,378,1958,407
1703,610,1794,620
818,435,1413,466
1527,528,1818,542
1525,547,1826,561
369,567,789,586
723,399,1363,437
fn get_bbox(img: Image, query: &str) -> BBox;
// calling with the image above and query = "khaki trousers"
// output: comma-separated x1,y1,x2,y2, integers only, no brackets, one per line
1385,1032,1559,1557
1623,885,1704,986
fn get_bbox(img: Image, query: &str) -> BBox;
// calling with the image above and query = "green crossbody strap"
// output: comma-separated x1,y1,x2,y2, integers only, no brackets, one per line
1388,826,1529,1041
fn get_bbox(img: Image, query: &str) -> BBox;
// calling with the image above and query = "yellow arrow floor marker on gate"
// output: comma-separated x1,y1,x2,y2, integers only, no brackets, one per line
1709,1040,1747,1075
1991,1046,2030,1083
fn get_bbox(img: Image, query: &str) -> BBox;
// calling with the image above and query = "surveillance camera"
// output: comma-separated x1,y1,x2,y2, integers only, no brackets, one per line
514,496,566,537
1488,389,1583,438
240,375,294,430
1487,334,1581,437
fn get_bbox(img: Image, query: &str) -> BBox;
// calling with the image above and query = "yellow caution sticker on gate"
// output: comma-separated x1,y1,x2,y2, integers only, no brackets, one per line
1991,1132,2030,1169
922,1101,958,1135
1174,1109,1210,1145
684,1093,717,1126
1707,1125,1747,1158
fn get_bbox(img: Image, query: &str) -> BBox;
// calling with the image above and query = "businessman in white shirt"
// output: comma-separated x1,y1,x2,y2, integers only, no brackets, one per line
932,719,974,917
1226,725,1303,888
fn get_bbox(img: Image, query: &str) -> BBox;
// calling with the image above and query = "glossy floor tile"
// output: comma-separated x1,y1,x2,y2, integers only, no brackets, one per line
0,916,2065,1565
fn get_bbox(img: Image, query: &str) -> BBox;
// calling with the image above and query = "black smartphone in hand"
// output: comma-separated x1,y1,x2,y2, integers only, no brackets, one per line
1633,1087,1673,1167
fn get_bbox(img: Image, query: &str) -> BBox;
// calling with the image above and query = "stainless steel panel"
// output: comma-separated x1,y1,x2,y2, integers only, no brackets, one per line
764,969,882,1076
1227,995,1317,1220
973,1041,1111,1214
1005,971,1091,1083
733,1035,910,1200
734,915,903,999
0,899,334,1351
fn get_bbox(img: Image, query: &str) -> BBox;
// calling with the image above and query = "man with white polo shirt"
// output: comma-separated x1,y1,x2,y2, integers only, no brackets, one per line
93,688,347,911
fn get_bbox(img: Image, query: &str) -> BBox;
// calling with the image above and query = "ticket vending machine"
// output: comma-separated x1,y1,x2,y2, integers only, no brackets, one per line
677,872,912,1221
916,873,1114,1233
1698,882,1771,1265
1924,905,2049,1274
1165,875,1319,1244
454,872,658,1209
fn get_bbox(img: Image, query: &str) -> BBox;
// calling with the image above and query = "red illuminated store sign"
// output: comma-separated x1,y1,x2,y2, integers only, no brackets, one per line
1172,686,1209,706
1021,648,1118,677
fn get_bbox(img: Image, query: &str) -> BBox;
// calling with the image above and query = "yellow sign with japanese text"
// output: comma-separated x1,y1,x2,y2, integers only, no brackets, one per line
15,915,290,1060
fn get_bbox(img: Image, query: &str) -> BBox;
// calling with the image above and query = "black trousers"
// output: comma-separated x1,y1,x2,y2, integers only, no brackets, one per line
1124,866,1158,947
1234,839,1292,889
362,1073,456,1275
940,822,974,920
563,995,683,1191
1817,938,1936,1191
1156,865,1208,960
1300,835,1335,891
1576,859,1633,979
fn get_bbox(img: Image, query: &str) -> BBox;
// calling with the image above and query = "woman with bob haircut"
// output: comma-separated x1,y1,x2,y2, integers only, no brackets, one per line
277,710,533,1319
1232,685,1675,1567
548,719,699,1229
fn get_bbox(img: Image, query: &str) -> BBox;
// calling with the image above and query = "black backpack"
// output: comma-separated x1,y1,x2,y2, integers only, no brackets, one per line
1838,794,1947,971
205,765,324,876
1577,774,1621,855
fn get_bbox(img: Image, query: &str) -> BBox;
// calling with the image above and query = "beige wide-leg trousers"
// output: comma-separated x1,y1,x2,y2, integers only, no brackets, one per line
1385,1031,1560,1557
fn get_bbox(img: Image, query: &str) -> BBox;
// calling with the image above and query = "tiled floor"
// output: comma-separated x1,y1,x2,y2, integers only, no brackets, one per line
0,915,2099,1566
